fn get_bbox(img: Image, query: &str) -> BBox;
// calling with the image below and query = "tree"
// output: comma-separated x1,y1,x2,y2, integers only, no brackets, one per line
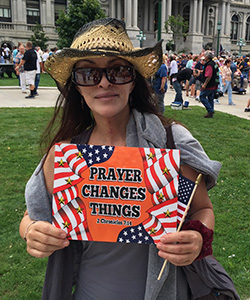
56,0,106,49
164,15,189,44
30,23,49,50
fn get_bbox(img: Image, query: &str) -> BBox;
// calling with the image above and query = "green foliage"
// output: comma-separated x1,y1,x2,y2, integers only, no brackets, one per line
30,23,49,51
56,0,106,49
165,15,189,41
165,15,189,35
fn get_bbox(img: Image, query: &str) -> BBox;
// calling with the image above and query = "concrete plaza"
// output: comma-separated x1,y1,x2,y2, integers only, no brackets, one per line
0,85,249,121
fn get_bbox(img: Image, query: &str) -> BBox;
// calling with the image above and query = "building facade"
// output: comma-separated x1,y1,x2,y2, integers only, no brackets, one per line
1,0,250,55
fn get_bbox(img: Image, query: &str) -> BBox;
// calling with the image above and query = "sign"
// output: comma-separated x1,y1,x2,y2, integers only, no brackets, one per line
52,143,181,245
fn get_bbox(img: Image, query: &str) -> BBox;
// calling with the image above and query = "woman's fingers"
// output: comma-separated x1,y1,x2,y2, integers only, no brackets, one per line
156,230,203,266
25,221,69,258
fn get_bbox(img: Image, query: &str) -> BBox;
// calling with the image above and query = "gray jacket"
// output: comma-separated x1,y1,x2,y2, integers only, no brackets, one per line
26,109,224,300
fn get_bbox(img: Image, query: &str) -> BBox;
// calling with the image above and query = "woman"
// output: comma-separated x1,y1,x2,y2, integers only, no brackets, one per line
222,59,235,106
19,18,238,300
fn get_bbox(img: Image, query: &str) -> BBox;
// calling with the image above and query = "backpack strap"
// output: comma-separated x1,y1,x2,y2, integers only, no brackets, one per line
165,125,175,149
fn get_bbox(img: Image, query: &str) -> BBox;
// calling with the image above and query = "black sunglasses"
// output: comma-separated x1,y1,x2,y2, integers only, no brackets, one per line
72,65,135,86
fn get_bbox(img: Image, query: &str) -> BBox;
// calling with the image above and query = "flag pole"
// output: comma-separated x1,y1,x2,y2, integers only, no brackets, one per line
157,174,203,281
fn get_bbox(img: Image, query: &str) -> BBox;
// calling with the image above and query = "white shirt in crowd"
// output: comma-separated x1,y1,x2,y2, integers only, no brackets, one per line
36,51,42,74
169,60,178,76
42,52,49,62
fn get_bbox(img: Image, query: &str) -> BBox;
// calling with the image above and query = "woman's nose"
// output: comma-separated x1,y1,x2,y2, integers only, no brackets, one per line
98,71,111,88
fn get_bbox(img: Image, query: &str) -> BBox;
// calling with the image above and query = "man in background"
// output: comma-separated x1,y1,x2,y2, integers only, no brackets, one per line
152,54,168,114
15,41,37,99
199,51,219,118
15,45,26,93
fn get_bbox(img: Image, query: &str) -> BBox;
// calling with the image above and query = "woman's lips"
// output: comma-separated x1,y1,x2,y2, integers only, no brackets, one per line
95,93,118,99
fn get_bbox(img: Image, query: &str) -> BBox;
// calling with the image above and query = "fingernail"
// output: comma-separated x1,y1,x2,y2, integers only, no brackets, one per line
63,240,69,246
60,233,66,238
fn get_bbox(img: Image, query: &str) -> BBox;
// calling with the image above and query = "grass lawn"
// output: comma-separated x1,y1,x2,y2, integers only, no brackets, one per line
0,106,249,299
0,72,56,87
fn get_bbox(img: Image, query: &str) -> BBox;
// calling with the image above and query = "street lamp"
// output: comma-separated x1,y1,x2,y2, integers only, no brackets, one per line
216,20,222,57
237,38,246,56
136,30,146,48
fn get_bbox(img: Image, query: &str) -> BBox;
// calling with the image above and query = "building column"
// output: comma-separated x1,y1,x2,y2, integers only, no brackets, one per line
117,0,122,20
173,0,179,17
12,0,26,24
202,4,206,35
111,0,116,18
225,1,231,36
125,0,132,28
46,0,54,26
143,0,149,31
221,0,226,35
40,0,46,26
166,0,172,19
192,0,198,33
149,0,154,32
197,0,203,34
189,1,194,33
161,0,166,31
132,0,138,28
205,5,210,36
242,13,247,40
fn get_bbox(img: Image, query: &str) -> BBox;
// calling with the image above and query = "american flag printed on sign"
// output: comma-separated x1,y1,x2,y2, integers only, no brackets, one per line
146,198,178,233
139,148,180,194
52,143,115,241
151,176,179,206
117,224,154,244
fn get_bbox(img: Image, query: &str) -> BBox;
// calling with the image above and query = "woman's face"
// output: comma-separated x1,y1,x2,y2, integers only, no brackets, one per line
74,57,135,120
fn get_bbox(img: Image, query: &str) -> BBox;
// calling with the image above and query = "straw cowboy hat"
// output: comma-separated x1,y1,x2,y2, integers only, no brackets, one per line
45,18,163,86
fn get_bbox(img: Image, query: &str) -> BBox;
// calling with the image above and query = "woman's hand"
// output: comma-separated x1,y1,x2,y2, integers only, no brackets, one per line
156,230,203,266
25,221,70,258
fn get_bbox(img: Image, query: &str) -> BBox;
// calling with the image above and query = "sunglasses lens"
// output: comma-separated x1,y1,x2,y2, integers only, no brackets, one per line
74,68,101,86
73,66,134,86
106,66,134,84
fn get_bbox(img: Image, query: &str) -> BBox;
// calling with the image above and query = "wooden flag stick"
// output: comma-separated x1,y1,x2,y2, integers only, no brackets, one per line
157,174,203,281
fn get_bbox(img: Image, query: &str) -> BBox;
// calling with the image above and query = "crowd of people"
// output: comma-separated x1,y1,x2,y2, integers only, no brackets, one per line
0,43,59,98
153,50,250,116
1,41,250,112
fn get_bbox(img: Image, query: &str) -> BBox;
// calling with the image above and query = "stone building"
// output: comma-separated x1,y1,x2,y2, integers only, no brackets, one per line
1,0,250,55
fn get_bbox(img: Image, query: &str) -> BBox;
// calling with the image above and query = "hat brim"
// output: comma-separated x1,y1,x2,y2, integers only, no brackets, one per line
45,40,163,85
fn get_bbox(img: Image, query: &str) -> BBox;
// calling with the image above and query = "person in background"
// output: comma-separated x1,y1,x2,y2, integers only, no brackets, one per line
178,54,188,71
12,46,18,63
3,43,10,62
185,53,194,96
244,98,250,112
168,54,178,89
194,56,205,101
34,46,43,96
189,55,199,98
37,46,43,59
0,48,4,64
15,41,37,99
172,68,200,106
152,54,168,114
222,59,235,106
15,45,26,93
200,51,219,118
42,49,49,72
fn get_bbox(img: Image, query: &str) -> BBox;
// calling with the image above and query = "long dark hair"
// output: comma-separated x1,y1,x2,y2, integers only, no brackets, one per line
40,70,172,157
